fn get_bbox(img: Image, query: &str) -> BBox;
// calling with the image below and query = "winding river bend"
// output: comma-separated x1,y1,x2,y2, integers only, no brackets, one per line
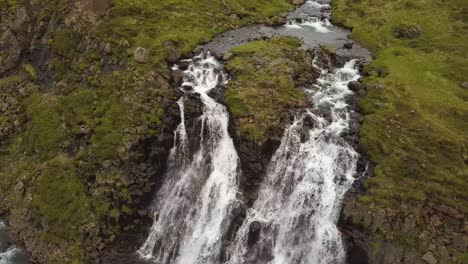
138,0,368,263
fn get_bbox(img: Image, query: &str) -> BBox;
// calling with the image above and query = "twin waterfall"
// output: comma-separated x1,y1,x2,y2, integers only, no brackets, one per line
138,1,362,263
138,52,361,264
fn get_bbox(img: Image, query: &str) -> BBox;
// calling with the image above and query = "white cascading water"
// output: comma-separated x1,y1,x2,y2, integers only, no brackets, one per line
286,17,332,33
226,59,361,264
0,221,27,264
138,53,240,264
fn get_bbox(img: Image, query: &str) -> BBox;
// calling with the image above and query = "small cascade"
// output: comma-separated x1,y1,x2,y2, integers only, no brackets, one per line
138,53,240,264
226,59,361,264
285,17,332,33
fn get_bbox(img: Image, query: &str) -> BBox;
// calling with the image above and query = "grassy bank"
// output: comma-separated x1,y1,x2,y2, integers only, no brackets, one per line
332,0,468,260
333,0,467,213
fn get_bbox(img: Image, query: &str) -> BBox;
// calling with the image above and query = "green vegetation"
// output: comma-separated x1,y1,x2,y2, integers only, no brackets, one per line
333,0,468,212
97,0,293,67
333,0,467,259
50,29,79,58
225,37,313,142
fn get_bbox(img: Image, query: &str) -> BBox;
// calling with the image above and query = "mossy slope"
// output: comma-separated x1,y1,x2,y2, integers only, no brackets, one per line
333,0,467,261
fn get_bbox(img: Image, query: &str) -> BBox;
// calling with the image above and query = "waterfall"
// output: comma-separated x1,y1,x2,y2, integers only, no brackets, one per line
226,59,361,264
138,53,240,264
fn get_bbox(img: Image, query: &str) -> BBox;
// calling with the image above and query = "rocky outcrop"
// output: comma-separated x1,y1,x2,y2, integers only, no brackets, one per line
0,6,31,75
341,199,467,264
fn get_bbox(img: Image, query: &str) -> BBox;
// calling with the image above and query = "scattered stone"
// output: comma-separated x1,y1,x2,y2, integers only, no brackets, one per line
394,24,421,39
171,69,184,87
292,0,305,5
343,42,353,49
14,182,24,192
348,81,362,92
164,41,182,63
422,252,437,264
452,233,467,252
10,6,30,33
229,14,240,21
222,52,234,61
429,215,443,227
459,81,468,89
133,47,149,64
438,246,450,263
0,29,22,74
103,43,111,54
436,204,462,219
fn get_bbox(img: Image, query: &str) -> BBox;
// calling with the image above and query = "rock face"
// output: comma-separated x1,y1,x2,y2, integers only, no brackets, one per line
340,197,467,264
0,6,31,74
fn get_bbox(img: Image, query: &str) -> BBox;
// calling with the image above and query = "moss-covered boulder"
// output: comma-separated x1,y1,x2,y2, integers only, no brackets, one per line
223,37,319,205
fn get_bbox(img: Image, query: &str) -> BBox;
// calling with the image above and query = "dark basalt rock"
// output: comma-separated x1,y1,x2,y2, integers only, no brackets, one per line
247,221,262,246
343,42,353,49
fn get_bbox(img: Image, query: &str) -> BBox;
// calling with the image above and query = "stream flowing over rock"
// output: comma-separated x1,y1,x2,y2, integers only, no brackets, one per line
137,53,240,263
137,1,369,263
224,58,361,264
0,221,28,264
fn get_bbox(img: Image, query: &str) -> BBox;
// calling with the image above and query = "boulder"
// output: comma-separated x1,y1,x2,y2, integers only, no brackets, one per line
421,252,437,264
0,29,22,74
394,24,421,39
222,52,234,61
9,6,30,33
452,233,467,252
164,41,182,63
343,42,354,49
133,47,149,64
459,81,468,89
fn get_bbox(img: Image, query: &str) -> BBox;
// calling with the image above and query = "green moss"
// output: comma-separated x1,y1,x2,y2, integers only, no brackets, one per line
51,29,80,58
22,64,37,80
333,0,468,213
18,88,66,159
225,37,310,143
32,155,91,241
